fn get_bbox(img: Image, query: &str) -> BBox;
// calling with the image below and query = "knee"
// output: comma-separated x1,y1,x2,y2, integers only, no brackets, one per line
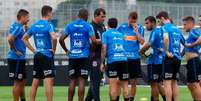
130,80,137,86
123,89,129,97
110,89,117,97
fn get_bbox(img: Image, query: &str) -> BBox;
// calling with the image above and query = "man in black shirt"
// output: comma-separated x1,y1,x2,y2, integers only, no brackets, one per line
85,8,106,101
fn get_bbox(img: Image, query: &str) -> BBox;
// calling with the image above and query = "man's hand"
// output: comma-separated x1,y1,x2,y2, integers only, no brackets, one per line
140,49,145,55
100,63,105,72
49,49,56,55
166,51,173,58
185,43,193,48
132,23,138,33
66,50,70,56
15,51,23,57
96,39,102,44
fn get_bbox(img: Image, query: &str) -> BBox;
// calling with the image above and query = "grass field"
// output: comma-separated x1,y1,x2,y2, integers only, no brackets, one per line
0,86,192,101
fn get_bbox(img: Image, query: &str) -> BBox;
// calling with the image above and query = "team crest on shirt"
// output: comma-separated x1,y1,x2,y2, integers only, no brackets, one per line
92,61,98,67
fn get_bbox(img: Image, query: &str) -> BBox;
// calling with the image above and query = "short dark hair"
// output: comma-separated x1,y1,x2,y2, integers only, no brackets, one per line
183,16,195,23
128,11,138,20
145,16,156,23
41,5,52,17
17,9,29,20
108,18,118,28
78,8,89,20
199,15,201,17
156,11,169,19
94,8,106,17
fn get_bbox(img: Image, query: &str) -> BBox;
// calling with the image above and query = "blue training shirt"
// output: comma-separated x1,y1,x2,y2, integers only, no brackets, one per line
117,23,144,59
147,28,163,64
102,29,127,64
7,22,26,60
185,28,201,54
27,19,55,58
161,23,185,60
64,19,95,59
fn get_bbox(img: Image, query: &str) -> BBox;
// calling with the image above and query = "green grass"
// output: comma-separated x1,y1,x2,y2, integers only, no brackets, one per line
0,86,192,101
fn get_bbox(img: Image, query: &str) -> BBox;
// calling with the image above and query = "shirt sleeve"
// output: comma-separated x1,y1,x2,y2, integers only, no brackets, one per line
179,31,185,46
88,24,95,37
101,32,107,45
64,24,70,36
191,29,201,39
27,25,34,37
49,23,55,33
9,25,21,37
117,26,123,33
138,25,144,37
149,31,155,46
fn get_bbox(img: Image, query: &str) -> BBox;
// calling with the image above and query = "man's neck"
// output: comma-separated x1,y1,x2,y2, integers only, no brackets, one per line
164,19,171,24
42,16,49,21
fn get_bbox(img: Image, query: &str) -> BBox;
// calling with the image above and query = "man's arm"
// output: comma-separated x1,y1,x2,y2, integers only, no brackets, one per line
136,32,145,45
7,35,17,52
22,33,35,53
140,42,151,55
100,45,106,72
90,35,97,45
7,35,22,56
133,24,144,45
163,32,173,58
186,36,201,48
59,34,69,54
50,32,57,54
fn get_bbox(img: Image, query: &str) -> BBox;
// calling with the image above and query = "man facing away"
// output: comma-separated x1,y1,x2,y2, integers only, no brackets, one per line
22,5,57,101
156,11,185,101
59,8,97,101
100,18,129,101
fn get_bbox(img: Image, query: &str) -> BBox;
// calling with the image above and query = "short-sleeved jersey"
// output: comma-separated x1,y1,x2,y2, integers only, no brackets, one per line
147,28,163,64
7,22,26,60
27,19,55,58
185,28,201,54
102,29,127,64
64,19,95,59
161,23,185,60
117,23,144,59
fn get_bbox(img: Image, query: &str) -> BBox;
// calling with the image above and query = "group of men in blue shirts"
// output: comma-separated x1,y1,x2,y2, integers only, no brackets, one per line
6,4,201,101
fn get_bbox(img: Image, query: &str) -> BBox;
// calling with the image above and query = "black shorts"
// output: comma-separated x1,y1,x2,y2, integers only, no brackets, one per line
106,61,129,81
68,58,89,79
147,64,163,82
127,59,142,79
186,57,201,83
33,53,55,79
7,59,26,80
163,56,181,80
